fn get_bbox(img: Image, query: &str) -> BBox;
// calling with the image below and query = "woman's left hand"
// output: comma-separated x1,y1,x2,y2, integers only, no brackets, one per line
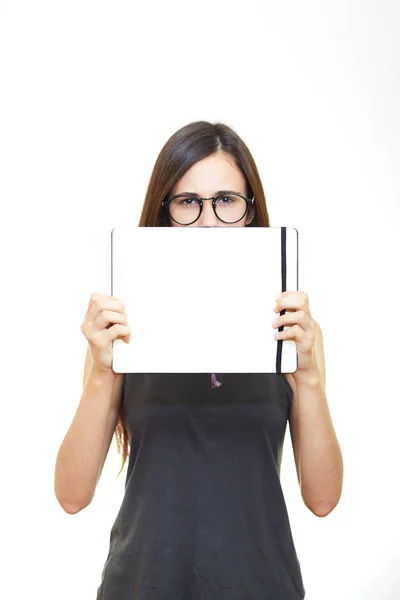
272,291,317,374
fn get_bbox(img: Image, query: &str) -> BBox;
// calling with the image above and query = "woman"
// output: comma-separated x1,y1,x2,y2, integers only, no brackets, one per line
55,120,343,599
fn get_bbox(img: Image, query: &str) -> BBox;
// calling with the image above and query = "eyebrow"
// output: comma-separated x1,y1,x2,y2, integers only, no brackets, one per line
177,189,243,197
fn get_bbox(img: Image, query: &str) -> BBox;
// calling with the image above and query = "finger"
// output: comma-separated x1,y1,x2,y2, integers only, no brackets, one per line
274,310,309,328
274,325,305,340
276,293,310,314
94,309,128,331
104,323,131,342
88,292,124,311
88,297,125,323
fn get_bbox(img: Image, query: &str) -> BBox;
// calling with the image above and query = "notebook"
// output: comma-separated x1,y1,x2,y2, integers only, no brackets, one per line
110,226,298,374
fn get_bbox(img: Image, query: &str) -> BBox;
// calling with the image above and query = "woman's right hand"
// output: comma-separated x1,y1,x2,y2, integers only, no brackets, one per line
81,292,131,373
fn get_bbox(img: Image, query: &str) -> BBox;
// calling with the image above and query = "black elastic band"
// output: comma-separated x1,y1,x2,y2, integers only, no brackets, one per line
276,227,287,375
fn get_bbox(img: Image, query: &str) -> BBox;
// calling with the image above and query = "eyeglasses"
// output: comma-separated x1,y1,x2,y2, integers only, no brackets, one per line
161,193,255,226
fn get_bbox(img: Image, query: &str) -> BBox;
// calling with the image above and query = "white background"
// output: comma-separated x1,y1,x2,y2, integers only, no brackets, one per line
1,1,399,599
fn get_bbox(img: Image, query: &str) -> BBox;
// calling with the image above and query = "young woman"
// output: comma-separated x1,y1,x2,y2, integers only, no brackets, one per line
55,120,343,600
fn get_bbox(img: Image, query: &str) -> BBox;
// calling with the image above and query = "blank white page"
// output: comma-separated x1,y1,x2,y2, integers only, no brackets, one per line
110,226,298,374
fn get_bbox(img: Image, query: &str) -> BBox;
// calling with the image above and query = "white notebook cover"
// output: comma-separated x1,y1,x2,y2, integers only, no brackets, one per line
110,226,298,374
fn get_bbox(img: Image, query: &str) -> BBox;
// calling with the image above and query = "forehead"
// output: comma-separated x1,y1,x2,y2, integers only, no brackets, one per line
172,152,246,196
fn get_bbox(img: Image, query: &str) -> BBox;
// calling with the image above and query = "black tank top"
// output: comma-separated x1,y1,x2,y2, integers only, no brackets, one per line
96,373,306,599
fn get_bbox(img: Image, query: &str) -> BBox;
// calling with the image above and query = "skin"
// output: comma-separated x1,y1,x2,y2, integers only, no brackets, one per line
169,151,256,227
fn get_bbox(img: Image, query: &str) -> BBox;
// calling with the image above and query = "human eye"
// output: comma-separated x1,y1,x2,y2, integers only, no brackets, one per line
177,196,198,206
216,195,235,204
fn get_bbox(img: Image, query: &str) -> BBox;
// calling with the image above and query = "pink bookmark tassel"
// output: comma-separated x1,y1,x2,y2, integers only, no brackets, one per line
210,373,222,388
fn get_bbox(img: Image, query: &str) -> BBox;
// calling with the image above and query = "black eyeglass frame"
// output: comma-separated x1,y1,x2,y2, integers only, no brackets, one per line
161,193,255,226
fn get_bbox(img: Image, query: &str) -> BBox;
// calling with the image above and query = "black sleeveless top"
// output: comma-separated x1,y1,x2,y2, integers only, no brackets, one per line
96,373,306,599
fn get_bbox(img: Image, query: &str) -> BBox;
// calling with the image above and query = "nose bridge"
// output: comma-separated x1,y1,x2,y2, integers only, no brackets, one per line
199,196,218,223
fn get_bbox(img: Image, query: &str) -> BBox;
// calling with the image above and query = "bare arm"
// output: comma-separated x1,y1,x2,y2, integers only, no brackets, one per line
54,347,124,514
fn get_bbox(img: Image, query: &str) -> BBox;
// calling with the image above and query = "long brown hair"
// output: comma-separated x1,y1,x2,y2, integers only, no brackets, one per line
114,120,271,478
